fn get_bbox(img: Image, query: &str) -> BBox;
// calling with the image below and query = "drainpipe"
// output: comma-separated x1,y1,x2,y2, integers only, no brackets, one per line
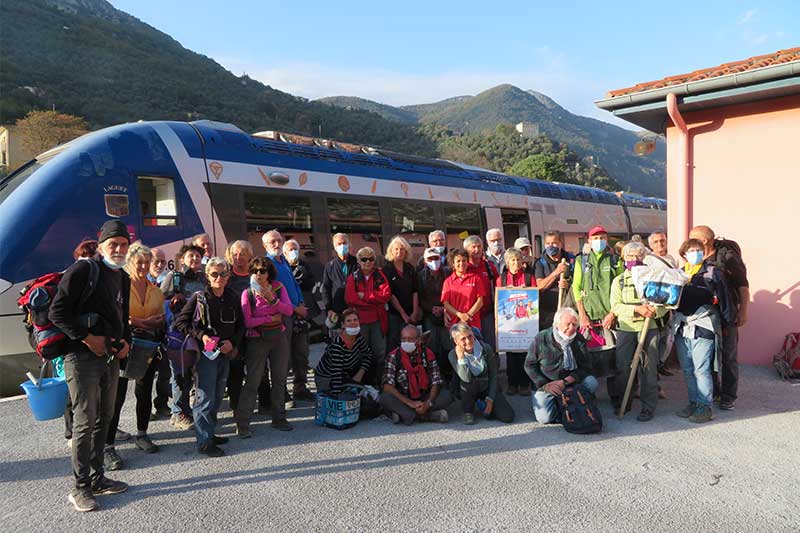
665,93,690,244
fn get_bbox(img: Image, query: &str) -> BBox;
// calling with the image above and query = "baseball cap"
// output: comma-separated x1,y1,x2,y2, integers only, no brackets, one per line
514,237,532,249
423,247,440,260
588,226,608,237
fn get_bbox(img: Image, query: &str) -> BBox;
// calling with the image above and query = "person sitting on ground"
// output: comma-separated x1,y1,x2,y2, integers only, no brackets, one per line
448,322,515,425
610,242,666,421
380,325,451,425
315,308,372,394
524,307,599,424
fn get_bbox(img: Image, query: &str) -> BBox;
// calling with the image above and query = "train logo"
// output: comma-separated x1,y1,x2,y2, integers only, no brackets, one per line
209,161,224,179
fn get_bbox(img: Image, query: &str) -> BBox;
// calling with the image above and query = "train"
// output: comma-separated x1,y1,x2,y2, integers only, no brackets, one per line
0,119,666,395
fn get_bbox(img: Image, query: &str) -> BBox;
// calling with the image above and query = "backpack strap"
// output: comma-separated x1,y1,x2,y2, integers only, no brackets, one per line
76,259,101,311
484,260,497,284
247,288,257,317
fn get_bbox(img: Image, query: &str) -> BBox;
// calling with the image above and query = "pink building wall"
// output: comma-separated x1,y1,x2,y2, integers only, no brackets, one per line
666,94,800,365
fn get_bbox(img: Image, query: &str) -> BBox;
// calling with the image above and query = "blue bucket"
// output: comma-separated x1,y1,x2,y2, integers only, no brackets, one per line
20,377,68,421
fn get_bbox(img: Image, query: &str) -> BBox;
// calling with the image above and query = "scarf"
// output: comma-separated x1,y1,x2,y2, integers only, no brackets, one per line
464,342,486,376
399,348,431,400
552,327,577,371
684,261,703,279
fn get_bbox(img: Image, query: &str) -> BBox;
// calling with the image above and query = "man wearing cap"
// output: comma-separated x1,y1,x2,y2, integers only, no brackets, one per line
514,237,535,273
418,247,452,377
49,220,133,512
572,226,623,332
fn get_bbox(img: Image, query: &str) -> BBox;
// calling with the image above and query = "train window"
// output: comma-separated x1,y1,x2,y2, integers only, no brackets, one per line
327,198,383,255
244,193,313,254
392,202,435,259
445,205,481,251
137,176,177,226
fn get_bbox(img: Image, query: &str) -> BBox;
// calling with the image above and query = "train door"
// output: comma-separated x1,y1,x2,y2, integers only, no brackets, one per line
501,209,531,250
528,210,545,257
389,200,436,264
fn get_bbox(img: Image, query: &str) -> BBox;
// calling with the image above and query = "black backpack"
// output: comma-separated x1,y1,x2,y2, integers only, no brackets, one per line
559,384,603,434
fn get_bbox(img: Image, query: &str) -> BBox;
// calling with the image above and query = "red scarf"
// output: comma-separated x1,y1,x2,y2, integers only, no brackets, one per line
399,347,433,400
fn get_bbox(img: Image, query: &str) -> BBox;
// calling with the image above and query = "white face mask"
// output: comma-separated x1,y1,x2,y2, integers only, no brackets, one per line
401,341,417,353
344,326,360,336
102,256,125,270
250,274,262,292
488,241,503,254
425,259,441,271
285,249,299,263
433,246,445,255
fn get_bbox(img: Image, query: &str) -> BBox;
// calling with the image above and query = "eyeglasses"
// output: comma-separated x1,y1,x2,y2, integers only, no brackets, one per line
209,271,229,279
251,268,269,275
360,257,375,263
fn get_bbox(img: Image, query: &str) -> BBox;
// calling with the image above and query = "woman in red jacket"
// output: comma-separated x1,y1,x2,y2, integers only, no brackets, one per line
345,246,392,385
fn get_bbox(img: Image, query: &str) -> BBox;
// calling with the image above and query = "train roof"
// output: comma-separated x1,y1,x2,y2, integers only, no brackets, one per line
199,121,661,207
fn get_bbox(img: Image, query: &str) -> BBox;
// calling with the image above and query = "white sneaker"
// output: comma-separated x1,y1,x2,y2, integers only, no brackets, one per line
66,438,72,450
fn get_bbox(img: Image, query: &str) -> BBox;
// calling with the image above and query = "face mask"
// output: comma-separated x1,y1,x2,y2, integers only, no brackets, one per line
250,274,262,292
344,326,360,336
425,259,442,271
433,246,445,255
401,342,417,353
265,250,278,258
335,244,349,257
285,250,299,263
545,245,560,257
686,250,704,266
591,239,607,253
625,260,643,270
102,256,125,270
488,241,503,254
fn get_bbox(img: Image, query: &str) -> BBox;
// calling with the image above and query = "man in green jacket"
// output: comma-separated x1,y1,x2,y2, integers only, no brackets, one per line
573,226,624,331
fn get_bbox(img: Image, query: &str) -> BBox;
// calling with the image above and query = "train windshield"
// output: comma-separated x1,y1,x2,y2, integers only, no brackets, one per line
0,159,42,205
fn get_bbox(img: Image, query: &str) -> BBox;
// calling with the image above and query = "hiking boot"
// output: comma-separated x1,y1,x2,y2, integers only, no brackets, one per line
91,476,128,495
199,444,224,457
463,413,476,425
151,405,171,420
519,384,531,397
134,435,159,454
506,385,518,396
676,403,696,418
212,436,229,445
689,405,713,423
103,446,123,471
68,487,98,512
390,412,401,424
115,429,131,442
637,409,654,422
425,409,449,423
719,400,735,411
170,413,194,430
284,391,295,410
293,385,315,402
236,426,252,439
271,419,294,431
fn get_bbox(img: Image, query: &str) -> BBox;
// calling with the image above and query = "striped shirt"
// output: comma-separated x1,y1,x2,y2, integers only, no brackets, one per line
316,334,372,392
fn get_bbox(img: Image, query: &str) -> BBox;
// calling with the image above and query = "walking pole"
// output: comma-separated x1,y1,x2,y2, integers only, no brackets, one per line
617,315,652,419
556,258,566,309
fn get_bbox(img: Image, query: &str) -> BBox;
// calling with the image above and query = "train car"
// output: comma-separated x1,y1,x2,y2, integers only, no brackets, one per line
0,119,665,395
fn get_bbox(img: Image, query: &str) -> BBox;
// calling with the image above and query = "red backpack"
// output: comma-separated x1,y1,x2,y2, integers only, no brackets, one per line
17,260,100,360
774,333,800,381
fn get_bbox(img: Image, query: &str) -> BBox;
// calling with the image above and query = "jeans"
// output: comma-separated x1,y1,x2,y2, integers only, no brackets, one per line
614,329,659,413
361,321,386,386
713,326,739,403
379,389,452,425
258,315,293,404
193,353,230,447
506,352,531,388
459,379,514,423
236,333,290,429
675,334,714,407
531,375,598,424
169,358,194,416
64,351,119,488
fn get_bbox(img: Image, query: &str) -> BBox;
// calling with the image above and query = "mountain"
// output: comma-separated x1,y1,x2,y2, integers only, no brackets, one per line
319,86,666,196
317,96,417,124
0,0,437,156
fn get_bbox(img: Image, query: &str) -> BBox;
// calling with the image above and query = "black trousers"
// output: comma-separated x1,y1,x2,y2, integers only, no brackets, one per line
459,379,515,423
713,326,739,402
506,352,532,388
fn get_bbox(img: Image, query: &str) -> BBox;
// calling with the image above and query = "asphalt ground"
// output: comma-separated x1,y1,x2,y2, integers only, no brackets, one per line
1,347,799,532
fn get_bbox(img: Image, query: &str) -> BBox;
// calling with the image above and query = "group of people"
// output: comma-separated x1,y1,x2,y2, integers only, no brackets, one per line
48,218,747,512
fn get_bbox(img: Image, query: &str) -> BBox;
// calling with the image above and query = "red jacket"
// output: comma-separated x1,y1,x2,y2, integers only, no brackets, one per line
345,269,392,333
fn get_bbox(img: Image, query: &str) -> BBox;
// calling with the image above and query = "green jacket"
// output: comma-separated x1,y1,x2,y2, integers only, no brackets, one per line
524,328,593,389
572,250,623,320
610,270,667,332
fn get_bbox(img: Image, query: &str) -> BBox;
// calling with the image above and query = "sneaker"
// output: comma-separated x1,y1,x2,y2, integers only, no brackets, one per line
658,387,667,399
91,476,128,495
103,446,123,471
293,386,315,402
676,403,696,418
198,444,224,457
68,488,98,512
637,409,654,422
284,391,295,410
236,426,252,439
390,412,401,424
713,395,721,404
463,413,476,425
212,436,229,445
134,435,159,454
719,400,735,411
66,438,72,451
506,385,518,396
689,405,714,423
271,419,294,431
519,384,532,397
426,409,449,423
151,406,171,420
170,413,194,430
115,429,131,441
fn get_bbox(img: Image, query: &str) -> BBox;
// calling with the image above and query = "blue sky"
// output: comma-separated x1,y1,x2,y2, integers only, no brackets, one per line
111,1,798,128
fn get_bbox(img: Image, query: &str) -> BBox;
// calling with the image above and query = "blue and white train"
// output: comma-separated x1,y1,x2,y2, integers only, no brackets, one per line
0,120,665,393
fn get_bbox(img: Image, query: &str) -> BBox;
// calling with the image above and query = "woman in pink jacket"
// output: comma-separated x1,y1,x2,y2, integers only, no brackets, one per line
236,257,294,437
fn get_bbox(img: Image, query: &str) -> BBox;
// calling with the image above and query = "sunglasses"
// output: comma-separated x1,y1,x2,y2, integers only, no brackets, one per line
360,257,375,263
209,271,229,279
251,268,269,275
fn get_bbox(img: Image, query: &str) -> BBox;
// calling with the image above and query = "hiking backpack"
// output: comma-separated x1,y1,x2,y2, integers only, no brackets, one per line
773,332,800,381
17,259,101,360
559,384,603,434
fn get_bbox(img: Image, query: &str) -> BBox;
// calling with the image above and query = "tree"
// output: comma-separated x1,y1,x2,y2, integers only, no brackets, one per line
495,122,517,137
509,153,567,182
15,111,88,156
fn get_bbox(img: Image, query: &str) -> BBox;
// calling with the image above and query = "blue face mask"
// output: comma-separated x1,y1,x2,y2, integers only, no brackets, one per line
686,250,704,266
265,250,278,258
433,246,446,255
102,257,125,270
425,259,442,271
335,244,349,257
285,250,299,263
591,239,607,253
545,245,559,257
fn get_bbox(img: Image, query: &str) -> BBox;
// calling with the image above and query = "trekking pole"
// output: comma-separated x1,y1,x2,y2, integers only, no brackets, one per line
617,315,652,419
556,258,566,309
